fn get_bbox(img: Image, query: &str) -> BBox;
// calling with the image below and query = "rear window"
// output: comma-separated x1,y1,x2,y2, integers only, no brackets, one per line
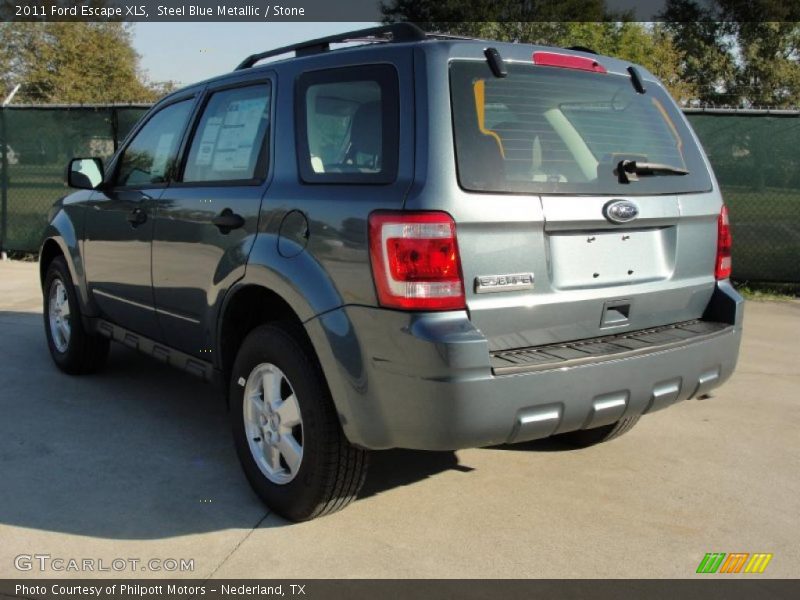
450,61,713,195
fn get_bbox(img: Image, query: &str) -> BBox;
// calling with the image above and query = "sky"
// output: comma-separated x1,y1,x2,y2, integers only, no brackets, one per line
133,22,376,86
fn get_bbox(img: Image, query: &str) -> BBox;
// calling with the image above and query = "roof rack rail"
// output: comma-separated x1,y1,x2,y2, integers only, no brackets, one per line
425,32,481,41
565,45,598,55
234,23,426,70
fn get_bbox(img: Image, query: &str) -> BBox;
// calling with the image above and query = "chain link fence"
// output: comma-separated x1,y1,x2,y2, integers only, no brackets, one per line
0,105,798,283
0,105,149,254
685,110,800,283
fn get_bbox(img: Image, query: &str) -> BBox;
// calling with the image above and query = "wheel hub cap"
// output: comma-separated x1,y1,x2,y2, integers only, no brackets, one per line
243,363,304,485
48,278,71,353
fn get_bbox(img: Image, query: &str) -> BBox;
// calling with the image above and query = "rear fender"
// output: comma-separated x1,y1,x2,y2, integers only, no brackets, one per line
233,233,344,324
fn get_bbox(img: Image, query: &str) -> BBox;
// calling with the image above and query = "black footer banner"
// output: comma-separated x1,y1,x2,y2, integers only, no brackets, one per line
1,579,799,600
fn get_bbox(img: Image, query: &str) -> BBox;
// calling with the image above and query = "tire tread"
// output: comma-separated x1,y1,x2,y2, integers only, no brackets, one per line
44,257,109,375
231,322,368,521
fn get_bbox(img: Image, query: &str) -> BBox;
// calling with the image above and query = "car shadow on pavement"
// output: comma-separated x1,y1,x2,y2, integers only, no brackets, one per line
359,450,474,500
488,438,579,452
0,311,269,540
0,311,473,539
359,437,582,499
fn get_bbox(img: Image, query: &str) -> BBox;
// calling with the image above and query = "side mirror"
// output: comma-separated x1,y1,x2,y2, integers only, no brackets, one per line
67,158,104,190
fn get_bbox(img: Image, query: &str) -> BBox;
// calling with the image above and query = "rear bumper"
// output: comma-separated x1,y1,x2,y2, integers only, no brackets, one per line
305,282,743,450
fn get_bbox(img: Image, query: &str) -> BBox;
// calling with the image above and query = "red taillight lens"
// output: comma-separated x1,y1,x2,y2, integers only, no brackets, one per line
715,204,733,280
368,212,466,310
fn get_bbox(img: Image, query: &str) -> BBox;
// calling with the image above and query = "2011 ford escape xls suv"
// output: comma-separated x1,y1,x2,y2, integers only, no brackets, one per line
40,24,743,521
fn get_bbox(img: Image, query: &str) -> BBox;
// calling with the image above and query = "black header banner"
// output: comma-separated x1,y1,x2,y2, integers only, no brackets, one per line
2,0,800,22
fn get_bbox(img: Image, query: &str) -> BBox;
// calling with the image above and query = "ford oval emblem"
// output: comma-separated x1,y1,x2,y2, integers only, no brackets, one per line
603,200,639,224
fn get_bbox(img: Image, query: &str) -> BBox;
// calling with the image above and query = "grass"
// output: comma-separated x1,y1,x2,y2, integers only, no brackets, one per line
733,281,800,302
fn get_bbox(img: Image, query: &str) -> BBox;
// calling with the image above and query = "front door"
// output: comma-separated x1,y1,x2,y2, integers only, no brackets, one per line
152,80,274,356
84,98,195,340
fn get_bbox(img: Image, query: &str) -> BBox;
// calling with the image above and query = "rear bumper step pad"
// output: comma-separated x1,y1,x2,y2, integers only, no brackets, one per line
491,320,731,375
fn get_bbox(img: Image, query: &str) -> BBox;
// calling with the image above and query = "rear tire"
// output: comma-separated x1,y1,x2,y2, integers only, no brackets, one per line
554,416,641,448
230,323,368,521
43,257,109,374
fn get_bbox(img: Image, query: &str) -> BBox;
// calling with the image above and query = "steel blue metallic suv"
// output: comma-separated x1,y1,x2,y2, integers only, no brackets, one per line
40,24,743,521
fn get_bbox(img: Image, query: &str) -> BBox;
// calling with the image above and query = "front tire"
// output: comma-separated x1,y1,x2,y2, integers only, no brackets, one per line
230,323,368,521
43,257,109,374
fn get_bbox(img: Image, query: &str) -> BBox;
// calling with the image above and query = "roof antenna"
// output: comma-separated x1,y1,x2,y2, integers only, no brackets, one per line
627,66,646,94
484,48,507,78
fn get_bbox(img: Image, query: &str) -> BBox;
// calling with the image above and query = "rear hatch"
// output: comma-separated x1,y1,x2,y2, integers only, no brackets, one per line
449,57,719,351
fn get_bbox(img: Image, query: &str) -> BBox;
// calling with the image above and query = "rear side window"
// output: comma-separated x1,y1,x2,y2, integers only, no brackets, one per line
450,61,713,195
116,100,193,187
183,83,271,183
296,65,399,184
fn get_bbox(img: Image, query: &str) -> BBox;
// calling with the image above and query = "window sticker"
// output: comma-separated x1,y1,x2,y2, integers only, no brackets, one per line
184,85,271,182
207,98,266,172
194,117,223,166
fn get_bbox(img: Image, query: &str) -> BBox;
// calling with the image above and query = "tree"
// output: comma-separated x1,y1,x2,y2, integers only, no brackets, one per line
663,1,800,108
381,0,609,25
380,3,698,102
735,22,800,107
0,22,162,104
383,0,800,107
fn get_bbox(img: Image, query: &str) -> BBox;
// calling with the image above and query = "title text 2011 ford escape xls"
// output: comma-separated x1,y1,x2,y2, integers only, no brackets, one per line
40,24,742,521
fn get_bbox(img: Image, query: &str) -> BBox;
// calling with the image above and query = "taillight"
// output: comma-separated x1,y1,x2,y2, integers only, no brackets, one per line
715,204,733,280
368,211,466,310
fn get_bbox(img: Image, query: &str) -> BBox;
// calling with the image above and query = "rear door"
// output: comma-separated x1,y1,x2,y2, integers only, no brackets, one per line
152,76,274,357
447,58,719,351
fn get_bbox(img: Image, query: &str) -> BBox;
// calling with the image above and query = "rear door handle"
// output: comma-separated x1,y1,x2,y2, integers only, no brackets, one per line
127,207,147,227
212,208,245,233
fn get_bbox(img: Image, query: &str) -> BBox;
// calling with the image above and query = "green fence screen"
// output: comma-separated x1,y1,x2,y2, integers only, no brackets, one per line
0,106,799,283
0,105,149,254
686,111,800,283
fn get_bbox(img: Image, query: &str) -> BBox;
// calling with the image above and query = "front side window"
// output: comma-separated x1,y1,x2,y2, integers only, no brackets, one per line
116,100,193,187
296,65,399,184
450,61,713,195
183,83,272,183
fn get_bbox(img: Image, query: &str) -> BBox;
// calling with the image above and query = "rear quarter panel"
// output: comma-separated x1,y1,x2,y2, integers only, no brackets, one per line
237,44,418,317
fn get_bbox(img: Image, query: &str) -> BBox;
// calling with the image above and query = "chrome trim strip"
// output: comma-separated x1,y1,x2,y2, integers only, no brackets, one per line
520,410,560,424
594,397,627,411
93,289,201,324
155,307,201,324
93,288,155,312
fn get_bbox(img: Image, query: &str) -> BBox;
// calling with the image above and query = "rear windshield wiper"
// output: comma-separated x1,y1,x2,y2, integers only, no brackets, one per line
615,160,689,184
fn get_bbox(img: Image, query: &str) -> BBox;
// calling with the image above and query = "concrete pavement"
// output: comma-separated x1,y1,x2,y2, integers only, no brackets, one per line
1,260,798,578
